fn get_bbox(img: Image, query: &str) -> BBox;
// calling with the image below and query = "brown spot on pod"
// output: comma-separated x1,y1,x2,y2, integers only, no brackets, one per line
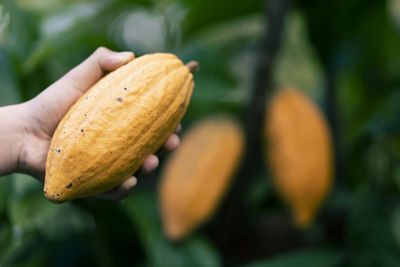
117,97,123,102
66,183,72,189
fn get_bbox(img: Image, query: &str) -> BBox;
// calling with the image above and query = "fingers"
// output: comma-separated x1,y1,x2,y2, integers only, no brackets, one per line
135,155,159,179
157,124,182,154
96,176,137,201
159,134,180,154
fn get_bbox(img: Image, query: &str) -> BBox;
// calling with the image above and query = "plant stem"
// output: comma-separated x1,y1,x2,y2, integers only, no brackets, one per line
325,59,342,181
208,0,293,262
238,0,293,219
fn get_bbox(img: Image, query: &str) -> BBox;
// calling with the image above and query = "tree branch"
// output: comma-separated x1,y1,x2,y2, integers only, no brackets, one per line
234,0,293,222
208,0,293,262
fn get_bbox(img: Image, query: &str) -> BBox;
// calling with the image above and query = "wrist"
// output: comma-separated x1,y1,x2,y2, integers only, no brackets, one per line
15,100,50,181
0,103,28,176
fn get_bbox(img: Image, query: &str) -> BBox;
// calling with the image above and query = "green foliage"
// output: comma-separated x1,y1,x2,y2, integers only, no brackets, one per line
243,248,343,267
124,191,220,267
0,48,21,105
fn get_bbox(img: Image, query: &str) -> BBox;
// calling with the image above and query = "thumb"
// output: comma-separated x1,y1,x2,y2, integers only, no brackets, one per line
51,47,134,97
59,47,135,94
29,48,134,136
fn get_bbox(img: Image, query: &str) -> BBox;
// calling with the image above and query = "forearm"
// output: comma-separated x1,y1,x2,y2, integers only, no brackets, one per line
0,104,26,176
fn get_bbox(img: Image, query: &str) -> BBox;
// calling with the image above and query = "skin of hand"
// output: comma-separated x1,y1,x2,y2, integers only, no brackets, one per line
0,47,181,201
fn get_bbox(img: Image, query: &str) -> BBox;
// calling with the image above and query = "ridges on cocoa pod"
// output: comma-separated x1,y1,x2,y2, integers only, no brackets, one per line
159,116,244,240
264,88,333,228
44,53,196,203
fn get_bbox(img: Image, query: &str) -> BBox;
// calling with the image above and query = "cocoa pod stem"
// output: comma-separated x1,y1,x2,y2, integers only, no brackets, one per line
186,61,199,73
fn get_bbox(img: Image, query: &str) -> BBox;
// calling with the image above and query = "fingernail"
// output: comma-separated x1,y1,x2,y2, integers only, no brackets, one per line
116,51,134,62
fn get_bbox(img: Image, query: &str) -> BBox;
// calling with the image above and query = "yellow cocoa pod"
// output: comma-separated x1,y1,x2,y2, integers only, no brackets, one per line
264,88,333,228
160,116,244,240
44,53,194,203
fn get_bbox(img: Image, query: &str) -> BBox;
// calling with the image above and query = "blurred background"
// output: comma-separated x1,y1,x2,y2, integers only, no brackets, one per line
1,0,400,266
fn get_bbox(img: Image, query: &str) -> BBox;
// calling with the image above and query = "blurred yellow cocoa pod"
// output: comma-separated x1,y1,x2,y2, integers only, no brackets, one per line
264,88,334,227
160,116,244,240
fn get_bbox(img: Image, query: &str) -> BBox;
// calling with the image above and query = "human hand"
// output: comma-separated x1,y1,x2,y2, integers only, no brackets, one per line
17,47,181,200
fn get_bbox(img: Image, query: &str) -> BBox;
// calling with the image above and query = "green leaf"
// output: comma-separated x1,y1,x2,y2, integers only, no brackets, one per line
21,1,107,74
182,0,263,37
0,175,12,213
274,12,323,100
243,248,343,267
0,47,21,105
7,175,95,243
123,190,220,267
11,173,40,198
346,184,400,266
